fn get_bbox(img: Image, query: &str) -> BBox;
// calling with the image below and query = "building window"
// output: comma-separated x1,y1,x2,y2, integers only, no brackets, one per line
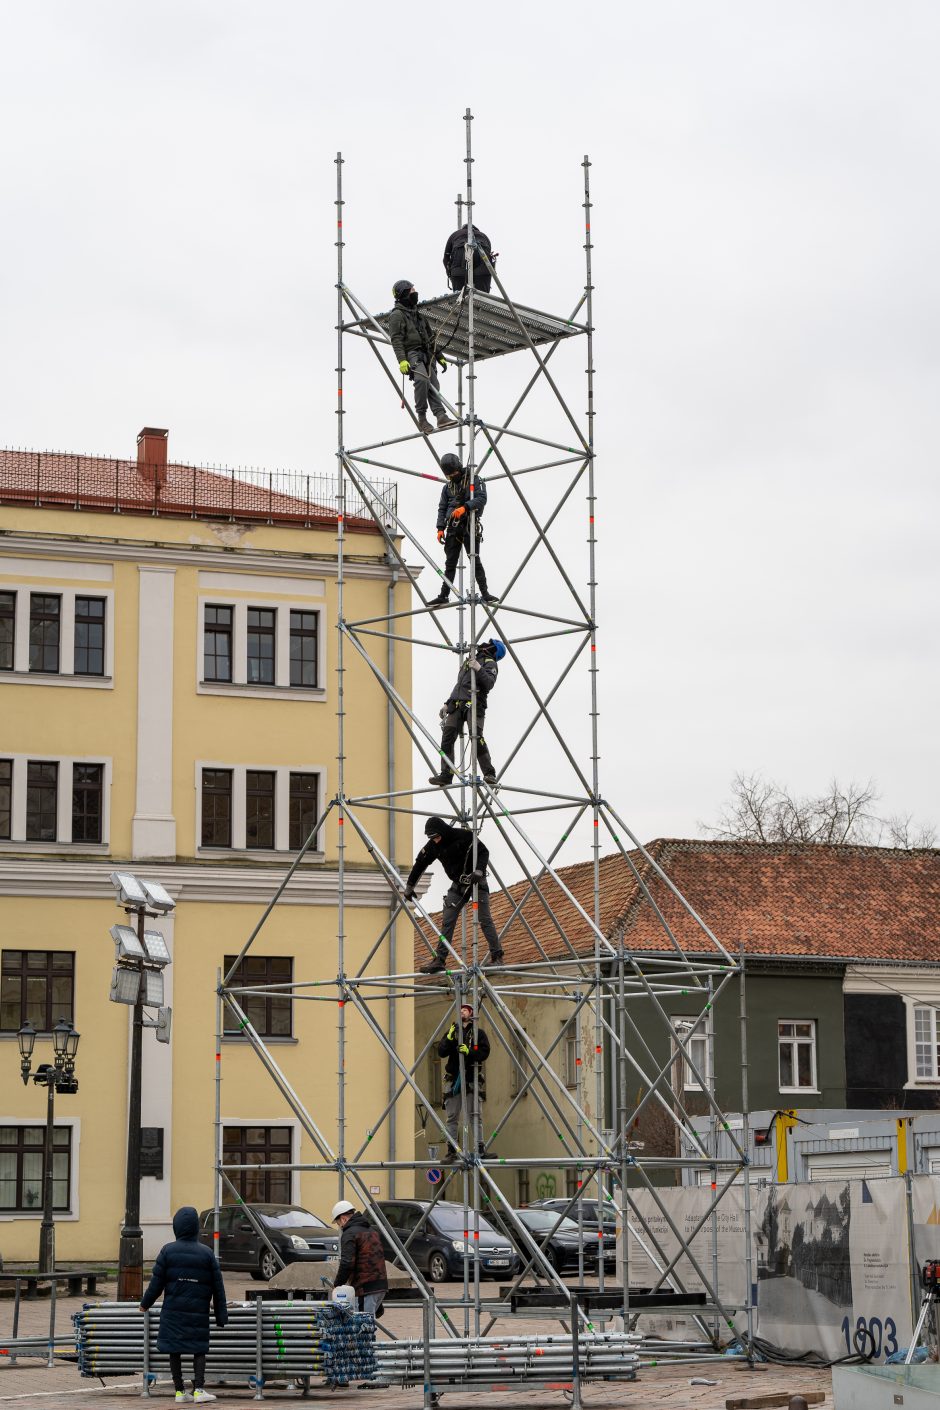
0,1125,72,1213
245,771,275,850
0,592,14,671
673,1017,710,1092
290,611,318,688
914,1006,940,1081
247,608,276,685
509,1031,529,1098
224,955,292,1037
71,763,103,844
778,1019,817,1091
564,1033,579,1089
517,1168,530,1205
1,951,75,1032
289,772,319,850
26,761,58,841
222,1125,291,1204
0,760,10,840
29,595,61,674
73,597,105,676
204,605,233,683
201,769,233,848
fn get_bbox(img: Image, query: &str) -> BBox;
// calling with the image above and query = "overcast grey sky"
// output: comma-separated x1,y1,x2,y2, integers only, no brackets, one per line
2,1,937,876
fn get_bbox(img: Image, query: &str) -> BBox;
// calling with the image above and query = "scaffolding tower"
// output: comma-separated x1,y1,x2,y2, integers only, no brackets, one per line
215,111,755,1362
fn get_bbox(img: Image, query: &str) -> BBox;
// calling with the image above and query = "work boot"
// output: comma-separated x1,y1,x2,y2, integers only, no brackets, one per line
483,949,505,968
417,417,434,434
480,593,500,607
482,772,498,787
428,772,453,786
429,593,449,608
441,1148,459,1165
419,956,446,975
436,414,458,430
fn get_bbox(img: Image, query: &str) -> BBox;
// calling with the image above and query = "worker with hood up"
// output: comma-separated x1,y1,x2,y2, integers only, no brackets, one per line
405,816,505,973
428,638,505,788
140,1205,228,1403
388,280,457,436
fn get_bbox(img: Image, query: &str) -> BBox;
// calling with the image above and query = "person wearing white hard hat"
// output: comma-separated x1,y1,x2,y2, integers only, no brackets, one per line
331,1200,388,1317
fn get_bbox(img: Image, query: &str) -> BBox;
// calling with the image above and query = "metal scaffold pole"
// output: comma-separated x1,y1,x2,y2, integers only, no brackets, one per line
214,111,752,1366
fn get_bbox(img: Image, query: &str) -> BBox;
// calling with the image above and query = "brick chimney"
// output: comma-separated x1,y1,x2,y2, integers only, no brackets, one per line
137,427,168,485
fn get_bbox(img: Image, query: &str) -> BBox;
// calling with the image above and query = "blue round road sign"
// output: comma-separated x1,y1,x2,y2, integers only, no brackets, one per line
427,1167,443,1185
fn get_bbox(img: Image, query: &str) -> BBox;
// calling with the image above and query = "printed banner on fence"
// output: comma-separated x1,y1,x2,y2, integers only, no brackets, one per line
910,1174,940,1268
753,1177,913,1361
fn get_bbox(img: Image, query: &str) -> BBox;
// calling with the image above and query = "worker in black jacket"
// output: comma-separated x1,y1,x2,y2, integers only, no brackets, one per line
430,453,498,607
437,1002,491,1161
443,224,494,293
405,815,505,972
428,639,505,788
140,1206,228,1402
331,1199,388,1316
388,279,457,435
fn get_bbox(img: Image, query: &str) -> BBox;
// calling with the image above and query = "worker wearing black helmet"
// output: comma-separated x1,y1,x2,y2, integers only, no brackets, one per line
388,280,457,436
431,454,498,608
429,638,505,788
404,817,505,972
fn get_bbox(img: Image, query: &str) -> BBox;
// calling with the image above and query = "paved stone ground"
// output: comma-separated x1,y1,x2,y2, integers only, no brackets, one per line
1,1285,832,1409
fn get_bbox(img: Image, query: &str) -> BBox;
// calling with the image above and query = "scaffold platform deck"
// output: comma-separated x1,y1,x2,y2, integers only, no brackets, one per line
345,291,589,363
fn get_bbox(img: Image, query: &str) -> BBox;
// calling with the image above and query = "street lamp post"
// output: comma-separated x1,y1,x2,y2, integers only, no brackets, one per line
18,1017,80,1274
108,871,174,1304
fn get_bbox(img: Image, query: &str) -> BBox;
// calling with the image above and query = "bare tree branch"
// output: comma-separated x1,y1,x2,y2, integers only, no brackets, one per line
700,774,934,850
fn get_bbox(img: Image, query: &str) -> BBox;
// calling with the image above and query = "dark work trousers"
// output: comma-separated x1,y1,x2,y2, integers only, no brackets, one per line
451,269,492,293
444,1089,484,1147
439,703,496,781
170,1352,206,1392
441,526,489,598
437,880,500,961
409,353,446,420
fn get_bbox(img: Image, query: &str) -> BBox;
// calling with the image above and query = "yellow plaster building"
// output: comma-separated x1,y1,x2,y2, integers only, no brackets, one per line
0,429,413,1263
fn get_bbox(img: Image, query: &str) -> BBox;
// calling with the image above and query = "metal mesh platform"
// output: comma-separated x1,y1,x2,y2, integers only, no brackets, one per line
347,292,588,364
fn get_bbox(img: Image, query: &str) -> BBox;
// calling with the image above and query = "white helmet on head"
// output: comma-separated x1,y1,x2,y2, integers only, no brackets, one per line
331,1199,356,1222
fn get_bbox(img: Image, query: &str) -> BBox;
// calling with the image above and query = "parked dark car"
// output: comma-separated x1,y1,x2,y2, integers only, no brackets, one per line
506,1208,602,1273
198,1204,339,1281
526,1197,618,1268
375,1199,520,1282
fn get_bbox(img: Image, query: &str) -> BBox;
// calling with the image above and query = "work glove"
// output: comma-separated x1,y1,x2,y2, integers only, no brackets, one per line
437,529,445,544
398,359,410,374
458,1043,470,1056
447,1023,457,1040
451,506,466,521
468,657,480,672
404,884,416,901
469,869,484,884
437,356,447,373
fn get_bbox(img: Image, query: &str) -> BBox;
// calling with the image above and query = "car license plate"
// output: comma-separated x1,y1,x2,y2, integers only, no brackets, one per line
487,1258,509,1267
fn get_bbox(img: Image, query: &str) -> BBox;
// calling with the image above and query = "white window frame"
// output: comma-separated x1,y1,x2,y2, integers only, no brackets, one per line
778,1018,818,1094
564,1032,579,1090
197,597,326,701
911,1003,940,1084
0,1116,81,1222
672,1016,710,1092
0,581,114,688
0,755,112,850
195,762,326,856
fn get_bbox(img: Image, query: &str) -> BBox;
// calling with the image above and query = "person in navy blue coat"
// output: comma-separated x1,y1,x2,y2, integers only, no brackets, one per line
140,1206,228,1403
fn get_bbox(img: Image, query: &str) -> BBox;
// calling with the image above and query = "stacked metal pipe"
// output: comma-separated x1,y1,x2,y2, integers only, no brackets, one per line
72,1301,375,1385
376,1330,641,1386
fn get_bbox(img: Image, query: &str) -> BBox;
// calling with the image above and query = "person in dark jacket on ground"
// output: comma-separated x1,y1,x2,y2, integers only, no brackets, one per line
388,279,457,435
140,1205,227,1403
405,815,505,972
331,1199,389,1316
428,639,505,789
430,454,498,608
443,224,495,293
438,1002,491,1160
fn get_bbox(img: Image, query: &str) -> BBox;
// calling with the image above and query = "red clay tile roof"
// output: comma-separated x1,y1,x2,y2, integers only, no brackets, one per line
0,448,381,533
421,840,940,967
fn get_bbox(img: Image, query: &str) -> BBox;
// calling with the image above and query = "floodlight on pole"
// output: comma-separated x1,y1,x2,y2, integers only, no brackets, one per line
140,879,176,915
142,970,165,1008
110,924,146,960
142,930,171,966
110,966,141,1005
109,871,149,908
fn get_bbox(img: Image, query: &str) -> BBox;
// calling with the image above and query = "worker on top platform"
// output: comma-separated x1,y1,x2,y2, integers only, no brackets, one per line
428,638,505,790
443,224,495,293
389,280,458,436
405,816,505,973
430,453,498,608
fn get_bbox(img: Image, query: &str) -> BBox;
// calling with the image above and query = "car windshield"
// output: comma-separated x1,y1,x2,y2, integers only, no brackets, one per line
427,1206,500,1237
260,1209,327,1230
518,1211,579,1232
